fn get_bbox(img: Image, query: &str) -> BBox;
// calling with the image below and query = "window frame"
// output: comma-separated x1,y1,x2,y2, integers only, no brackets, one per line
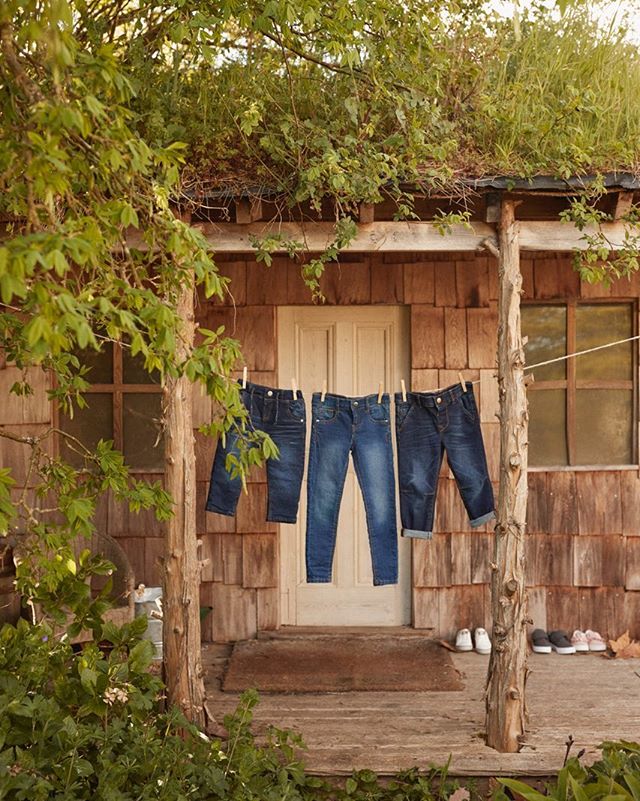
524,298,638,470
55,343,164,474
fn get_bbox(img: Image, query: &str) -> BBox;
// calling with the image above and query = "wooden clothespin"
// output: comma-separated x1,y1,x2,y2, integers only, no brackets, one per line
242,366,248,389
291,377,298,396
458,371,467,392
321,379,327,402
377,382,384,403
401,379,407,402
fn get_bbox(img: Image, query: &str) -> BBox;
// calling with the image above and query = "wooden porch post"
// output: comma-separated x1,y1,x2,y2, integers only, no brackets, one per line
485,198,529,752
163,276,205,727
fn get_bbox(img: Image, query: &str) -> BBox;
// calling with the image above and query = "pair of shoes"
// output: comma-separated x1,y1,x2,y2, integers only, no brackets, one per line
570,629,607,652
531,629,575,654
455,627,491,655
531,628,607,654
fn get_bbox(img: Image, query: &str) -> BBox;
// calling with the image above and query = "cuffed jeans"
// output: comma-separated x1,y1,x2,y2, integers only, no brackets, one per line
306,392,398,586
395,382,495,539
205,381,306,523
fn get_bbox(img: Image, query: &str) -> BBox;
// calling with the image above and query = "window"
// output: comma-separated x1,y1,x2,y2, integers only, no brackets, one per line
59,344,164,470
522,302,637,467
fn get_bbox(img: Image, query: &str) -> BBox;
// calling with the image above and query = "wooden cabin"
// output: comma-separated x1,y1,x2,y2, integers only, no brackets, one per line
2,176,640,645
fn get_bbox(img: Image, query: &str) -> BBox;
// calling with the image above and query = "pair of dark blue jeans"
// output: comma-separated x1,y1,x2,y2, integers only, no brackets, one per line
395,382,495,539
306,392,398,586
205,381,306,523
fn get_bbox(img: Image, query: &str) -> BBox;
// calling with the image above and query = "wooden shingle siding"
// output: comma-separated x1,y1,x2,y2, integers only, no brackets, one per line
4,253,638,641
411,306,444,368
0,366,50,424
371,255,404,303
242,534,278,588
456,258,490,307
404,261,435,303
576,472,622,535
620,472,640,535
186,251,625,642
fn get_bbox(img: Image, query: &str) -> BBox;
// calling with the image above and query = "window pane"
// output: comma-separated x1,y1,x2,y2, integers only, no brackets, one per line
60,394,113,467
123,393,164,469
575,389,633,464
576,304,633,381
528,390,567,466
75,346,113,384
522,305,566,380
123,348,160,384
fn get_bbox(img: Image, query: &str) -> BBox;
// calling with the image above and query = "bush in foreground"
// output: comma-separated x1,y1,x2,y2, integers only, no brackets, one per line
1,619,639,800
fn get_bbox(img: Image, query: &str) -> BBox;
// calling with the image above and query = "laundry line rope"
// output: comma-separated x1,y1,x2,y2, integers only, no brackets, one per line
430,333,640,393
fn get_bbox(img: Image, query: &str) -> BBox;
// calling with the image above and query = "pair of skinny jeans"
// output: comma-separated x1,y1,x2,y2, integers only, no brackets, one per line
205,381,306,523
306,392,398,586
395,382,495,539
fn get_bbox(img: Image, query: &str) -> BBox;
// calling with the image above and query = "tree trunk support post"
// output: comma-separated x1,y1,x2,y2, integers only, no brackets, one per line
485,198,530,752
163,247,206,727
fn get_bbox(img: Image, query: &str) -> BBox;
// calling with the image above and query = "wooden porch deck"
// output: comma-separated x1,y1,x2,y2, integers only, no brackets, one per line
203,628,640,777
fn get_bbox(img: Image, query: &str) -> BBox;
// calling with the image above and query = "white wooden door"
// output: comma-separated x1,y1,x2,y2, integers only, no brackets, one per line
278,306,411,626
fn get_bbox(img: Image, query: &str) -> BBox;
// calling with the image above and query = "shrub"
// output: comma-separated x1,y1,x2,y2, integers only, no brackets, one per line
498,741,640,801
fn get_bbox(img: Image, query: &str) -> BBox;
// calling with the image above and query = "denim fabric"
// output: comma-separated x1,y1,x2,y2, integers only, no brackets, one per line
205,381,306,523
306,392,398,586
395,382,495,539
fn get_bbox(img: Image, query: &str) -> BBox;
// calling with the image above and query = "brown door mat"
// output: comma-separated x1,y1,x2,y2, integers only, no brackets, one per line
222,636,464,693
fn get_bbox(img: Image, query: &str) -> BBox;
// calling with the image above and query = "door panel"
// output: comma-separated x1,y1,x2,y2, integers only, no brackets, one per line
278,306,411,626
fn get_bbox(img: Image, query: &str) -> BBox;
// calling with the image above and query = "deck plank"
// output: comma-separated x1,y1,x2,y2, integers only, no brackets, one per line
203,641,640,777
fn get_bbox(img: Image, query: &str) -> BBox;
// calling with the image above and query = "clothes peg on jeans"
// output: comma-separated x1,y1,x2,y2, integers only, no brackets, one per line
321,379,327,402
377,382,384,403
242,366,247,389
291,377,298,396
458,372,466,392
401,379,407,402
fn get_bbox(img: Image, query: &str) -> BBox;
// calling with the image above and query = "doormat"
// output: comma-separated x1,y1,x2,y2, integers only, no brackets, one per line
222,637,464,693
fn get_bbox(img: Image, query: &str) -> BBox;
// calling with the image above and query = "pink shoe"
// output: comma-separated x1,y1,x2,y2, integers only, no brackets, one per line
570,630,589,652
585,630,607,652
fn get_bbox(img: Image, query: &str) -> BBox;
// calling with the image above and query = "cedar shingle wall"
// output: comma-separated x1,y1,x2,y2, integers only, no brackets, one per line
0,365,51,624
200,252,640,642
4,253,638,641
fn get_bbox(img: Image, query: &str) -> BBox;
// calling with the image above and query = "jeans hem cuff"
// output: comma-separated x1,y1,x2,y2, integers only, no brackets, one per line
205,504,235,516
373,578,398,586
470,510,496,528
402,528,433,540
306,576,332,583
267,516,297,524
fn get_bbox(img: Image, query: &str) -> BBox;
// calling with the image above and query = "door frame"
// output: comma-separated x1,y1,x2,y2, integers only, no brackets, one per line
277,305,412,626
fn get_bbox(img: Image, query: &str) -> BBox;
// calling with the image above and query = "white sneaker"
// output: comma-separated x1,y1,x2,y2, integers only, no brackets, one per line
455,628,473,652
474,627,492,655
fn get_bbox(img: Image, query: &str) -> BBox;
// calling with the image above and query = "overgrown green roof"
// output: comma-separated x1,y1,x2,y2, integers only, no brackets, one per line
125,1,640,209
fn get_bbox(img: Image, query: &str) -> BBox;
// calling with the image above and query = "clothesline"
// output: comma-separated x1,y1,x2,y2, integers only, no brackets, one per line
431,333,640,393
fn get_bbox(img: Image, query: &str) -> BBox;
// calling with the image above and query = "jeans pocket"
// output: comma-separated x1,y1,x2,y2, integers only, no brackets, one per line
368,403,389,424
459,392,478,423
395,401,413,429
315,405,337,423
285,399,306,422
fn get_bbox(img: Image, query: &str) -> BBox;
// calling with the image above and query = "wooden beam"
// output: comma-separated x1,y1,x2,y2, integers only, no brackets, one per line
358,203,375,224
485,198,529,753
485,192,501,223
235,197,263,224
192,220,635,253
613,191,634,220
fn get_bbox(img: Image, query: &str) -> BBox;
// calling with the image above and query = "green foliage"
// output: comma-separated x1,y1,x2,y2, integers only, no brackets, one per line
497,742,640,801
0,621,474,801
5,428,174,633
3,0,640,649
0,0,278,626
561,184,640,285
